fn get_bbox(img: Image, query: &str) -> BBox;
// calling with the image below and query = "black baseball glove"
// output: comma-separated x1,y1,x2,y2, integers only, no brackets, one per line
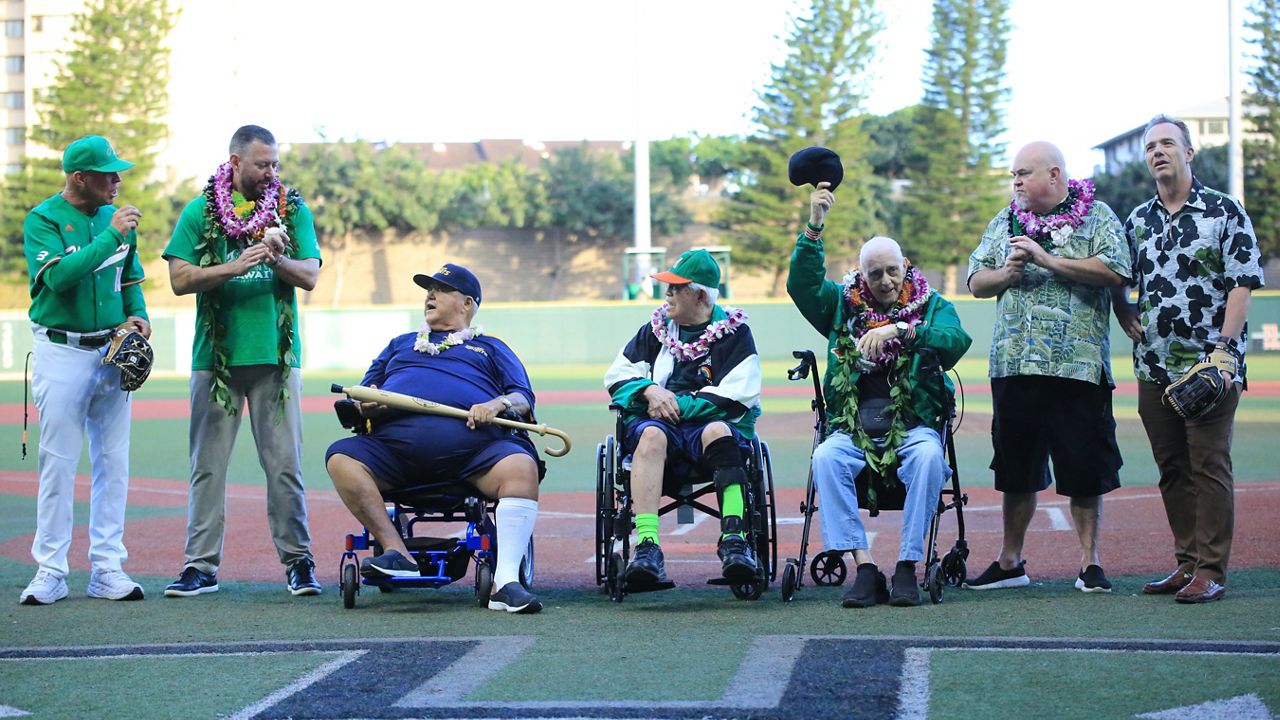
1162,346,1238,420
103,329,154,392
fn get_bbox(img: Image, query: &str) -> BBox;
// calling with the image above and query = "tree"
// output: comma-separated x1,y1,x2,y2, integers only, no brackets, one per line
0,0,178,272
545,143,690,241
691,134,748,194
717,0,884,296
1247,0,1280,258
284,141,444,305
439,160,551,231
900,0,1010,294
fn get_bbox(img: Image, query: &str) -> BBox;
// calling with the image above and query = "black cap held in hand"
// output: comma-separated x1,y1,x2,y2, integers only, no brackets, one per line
788,146,844,191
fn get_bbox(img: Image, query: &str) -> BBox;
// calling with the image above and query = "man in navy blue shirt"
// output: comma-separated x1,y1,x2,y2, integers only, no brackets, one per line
327,264,542,613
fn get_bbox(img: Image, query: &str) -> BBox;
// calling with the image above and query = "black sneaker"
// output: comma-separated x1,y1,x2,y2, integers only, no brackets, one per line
717,534,757,583
360,549,420,578
889,561,921,607
286,558,322,596
488,581,542,614
963,561,1030,590
625,539,670,589
842,563,882,608
164,567,218,598
1075,564,1112,593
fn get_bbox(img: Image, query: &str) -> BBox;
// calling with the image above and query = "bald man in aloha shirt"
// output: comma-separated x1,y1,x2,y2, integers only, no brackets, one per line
965,141,1131,594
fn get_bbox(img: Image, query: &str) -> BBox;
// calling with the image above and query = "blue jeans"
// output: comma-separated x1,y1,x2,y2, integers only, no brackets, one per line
810,427,948,562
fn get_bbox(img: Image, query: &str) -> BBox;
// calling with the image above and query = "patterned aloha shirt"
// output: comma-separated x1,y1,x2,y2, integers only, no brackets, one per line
968,200,1131,386
1123,179,1265,385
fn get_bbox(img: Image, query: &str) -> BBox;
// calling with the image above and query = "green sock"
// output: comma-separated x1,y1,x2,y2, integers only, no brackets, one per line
636,513,660,545
720,484,745,539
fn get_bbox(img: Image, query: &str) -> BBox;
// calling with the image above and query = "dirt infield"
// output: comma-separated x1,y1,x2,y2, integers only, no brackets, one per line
2,470,1277,589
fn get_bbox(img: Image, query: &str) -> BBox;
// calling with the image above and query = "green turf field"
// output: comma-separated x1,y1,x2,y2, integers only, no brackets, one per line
0,359,1277,718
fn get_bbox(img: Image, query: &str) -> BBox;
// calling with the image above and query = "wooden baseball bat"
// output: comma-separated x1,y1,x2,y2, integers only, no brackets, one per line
331,384,572,457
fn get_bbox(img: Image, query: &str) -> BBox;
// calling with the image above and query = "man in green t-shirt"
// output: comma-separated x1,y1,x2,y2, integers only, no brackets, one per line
20,135,150,606
161,125,323,599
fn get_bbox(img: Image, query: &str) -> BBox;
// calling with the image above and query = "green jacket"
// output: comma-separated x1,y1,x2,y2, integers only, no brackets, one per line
786,230,972,432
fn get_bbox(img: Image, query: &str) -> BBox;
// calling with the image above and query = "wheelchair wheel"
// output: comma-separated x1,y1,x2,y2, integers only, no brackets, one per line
595,438,615,586
474,560,493,607
607,552,625,603
341,563,358,609
519,539,535,589
941,549,967,587
926,562,944,604
781,560,799,603
730,578,766,601
810,550,848,586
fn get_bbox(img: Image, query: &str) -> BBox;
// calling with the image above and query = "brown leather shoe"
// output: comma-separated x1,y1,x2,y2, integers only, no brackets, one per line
1174,576,1226,604
1143,568,1193,595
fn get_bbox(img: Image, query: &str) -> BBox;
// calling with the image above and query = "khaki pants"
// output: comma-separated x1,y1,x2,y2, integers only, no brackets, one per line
1137,380,1240,584
182,365,311,574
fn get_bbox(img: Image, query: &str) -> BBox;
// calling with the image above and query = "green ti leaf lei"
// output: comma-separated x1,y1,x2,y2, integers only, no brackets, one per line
195,182,301,417
828,327,914,514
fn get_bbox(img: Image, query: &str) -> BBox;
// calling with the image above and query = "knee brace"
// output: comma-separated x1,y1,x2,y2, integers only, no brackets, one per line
701,435,744,477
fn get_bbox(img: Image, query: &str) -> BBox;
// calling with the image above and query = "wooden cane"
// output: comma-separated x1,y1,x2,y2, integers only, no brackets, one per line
331,384,572,457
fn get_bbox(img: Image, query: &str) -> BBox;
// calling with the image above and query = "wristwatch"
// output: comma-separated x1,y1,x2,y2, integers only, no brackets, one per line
498,396,514,412
895,321,910,338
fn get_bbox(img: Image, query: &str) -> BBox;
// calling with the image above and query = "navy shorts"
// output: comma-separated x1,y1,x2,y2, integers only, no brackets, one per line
989,375,1122,498
623,418,752,489
327,427,536,492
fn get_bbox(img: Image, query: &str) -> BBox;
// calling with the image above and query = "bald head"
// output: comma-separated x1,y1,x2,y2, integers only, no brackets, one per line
1015,142,1067,177
1010,141,1069,214
858,235,905,271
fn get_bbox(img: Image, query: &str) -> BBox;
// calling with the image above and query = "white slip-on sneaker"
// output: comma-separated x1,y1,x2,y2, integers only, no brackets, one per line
19,569,68,605
87,567,145,601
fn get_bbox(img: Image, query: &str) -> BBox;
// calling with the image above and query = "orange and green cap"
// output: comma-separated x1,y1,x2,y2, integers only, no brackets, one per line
651,249,721,288
62,135,134,173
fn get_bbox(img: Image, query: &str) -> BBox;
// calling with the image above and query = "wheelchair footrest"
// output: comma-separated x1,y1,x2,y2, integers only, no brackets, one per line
624,580,676,594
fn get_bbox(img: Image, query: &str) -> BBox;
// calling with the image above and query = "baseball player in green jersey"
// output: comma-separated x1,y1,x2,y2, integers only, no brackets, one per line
20,135,151,606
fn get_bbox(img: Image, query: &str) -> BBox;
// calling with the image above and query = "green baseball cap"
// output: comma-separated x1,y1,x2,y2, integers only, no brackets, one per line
62,135,135,173
652,249,721,287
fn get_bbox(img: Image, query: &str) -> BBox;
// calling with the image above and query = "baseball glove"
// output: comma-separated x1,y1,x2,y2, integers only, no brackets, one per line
103,329,154,392
1162,352,1235,420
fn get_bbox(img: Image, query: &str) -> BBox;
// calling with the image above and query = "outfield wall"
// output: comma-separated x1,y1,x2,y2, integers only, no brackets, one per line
1,293,1277,375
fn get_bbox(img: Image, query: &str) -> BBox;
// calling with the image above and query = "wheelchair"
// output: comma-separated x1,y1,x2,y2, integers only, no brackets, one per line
594,404,777,601
780,349,969,604
330,391,534,610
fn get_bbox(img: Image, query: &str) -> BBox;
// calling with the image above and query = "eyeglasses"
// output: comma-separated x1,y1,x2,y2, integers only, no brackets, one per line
665,284,692,296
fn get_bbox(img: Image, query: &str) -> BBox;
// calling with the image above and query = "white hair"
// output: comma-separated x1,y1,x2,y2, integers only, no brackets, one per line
688,281,719,307
858,236,905,271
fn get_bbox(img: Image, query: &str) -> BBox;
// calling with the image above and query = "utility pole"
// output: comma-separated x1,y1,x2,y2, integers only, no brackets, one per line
1229,0,1245,201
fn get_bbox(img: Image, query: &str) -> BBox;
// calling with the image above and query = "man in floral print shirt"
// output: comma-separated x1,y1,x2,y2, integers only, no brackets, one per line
1113,115,1265,604
965,141,1131,595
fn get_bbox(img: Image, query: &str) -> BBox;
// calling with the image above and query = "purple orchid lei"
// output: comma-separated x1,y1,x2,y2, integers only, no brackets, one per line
1010,178,1096,242
650,305,748,361
210,161,282,239
414,325,482,355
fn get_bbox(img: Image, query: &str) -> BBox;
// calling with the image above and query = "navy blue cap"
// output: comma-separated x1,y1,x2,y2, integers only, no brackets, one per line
788,146,844,191
413,263,482,305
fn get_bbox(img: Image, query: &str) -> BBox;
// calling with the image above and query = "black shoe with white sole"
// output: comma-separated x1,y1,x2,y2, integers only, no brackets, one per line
488,581,543,614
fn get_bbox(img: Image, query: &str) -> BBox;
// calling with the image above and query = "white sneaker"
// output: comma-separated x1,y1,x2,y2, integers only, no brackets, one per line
19,569,68,605
86,568,144,601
